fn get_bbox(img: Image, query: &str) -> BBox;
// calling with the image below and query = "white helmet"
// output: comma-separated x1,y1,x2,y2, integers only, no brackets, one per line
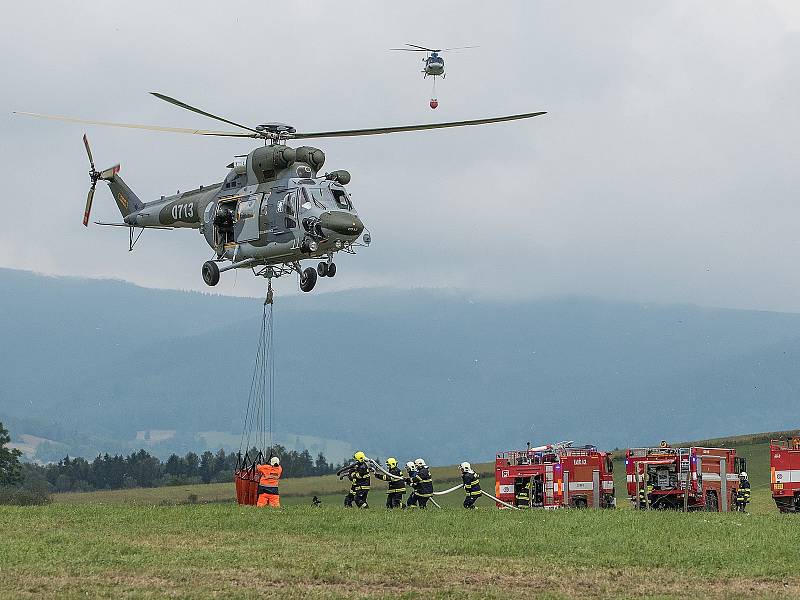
270,456,280,466
406,461,416,470
460,462,472,472
414,458,426,468
740,471,747,479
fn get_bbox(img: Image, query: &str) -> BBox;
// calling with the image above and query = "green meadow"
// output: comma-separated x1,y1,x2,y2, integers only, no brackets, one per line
2,432,797,598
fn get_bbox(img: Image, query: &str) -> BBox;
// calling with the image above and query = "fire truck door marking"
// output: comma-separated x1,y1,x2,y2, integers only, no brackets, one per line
775,470,800,482
501,470,509,478
499,485,514,495
569,482,594,491
602,480,614,491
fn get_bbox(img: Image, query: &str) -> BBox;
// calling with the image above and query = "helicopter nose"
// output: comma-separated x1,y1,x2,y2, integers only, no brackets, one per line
320,211,364,237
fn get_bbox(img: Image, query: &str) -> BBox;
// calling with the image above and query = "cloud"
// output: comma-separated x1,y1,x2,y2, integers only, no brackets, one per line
1,1,799,310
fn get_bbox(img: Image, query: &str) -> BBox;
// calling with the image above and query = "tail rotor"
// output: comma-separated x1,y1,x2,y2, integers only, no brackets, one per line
82,134,119,227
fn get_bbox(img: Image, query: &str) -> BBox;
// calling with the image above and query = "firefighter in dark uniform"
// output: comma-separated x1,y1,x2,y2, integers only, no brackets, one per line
375,457,405,509
515,479,532,507
638,482,653,509
460,462,482,509
346,451,371,508
411,458,433,508
736,471,751,512
405,461,420,507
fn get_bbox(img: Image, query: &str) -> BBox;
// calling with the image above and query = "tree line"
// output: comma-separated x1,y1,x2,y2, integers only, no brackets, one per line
1,422,341,500
33,445,340,493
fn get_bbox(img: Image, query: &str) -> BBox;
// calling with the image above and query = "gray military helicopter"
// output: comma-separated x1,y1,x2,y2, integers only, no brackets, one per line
17,93,544,292
390,44,478,79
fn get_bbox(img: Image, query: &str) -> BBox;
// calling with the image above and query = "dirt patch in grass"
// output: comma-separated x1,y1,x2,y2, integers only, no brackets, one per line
4,562,799,599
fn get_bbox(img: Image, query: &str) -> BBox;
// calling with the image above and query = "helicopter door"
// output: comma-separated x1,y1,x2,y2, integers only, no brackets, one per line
267,190,299,242
235,194,263,243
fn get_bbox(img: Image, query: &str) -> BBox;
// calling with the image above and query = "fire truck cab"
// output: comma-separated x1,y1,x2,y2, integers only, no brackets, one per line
770,437,800,513
625,445,743,511
495,443,615,509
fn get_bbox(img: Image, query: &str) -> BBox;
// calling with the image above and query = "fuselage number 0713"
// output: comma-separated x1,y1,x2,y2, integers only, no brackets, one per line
172,203,194,220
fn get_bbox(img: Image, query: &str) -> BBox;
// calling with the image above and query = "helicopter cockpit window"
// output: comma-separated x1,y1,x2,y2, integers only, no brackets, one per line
331,189,352,210
277,192,295,216
300,187,325,212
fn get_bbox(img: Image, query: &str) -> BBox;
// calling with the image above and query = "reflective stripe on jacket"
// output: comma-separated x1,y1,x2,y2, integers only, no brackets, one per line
516,484,531,501
257,464,283,489
376,467,406,494
462,471,482,496
349,462,371,491
413,466,433,497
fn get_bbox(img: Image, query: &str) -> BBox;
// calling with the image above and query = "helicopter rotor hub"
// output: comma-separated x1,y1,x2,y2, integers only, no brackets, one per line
254,122,296,140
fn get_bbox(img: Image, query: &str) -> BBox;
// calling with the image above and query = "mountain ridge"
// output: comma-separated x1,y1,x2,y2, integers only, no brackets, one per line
2,268,799,464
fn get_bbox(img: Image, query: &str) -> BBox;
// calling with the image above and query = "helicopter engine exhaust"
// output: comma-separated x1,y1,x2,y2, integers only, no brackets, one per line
325,170,351,185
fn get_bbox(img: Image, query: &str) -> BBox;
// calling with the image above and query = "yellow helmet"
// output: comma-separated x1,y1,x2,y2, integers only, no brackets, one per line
354,451,366,462
386,457,398,468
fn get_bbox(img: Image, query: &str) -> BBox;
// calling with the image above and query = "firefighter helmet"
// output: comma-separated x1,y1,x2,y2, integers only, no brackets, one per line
354,451,366,462
740,471,748,479
386,457,398,468
269,456,280,466
460,462,471,472
406,461,416,471
414,458,426,467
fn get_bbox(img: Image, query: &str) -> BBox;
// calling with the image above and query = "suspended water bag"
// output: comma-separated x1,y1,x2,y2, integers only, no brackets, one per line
430,98,439,109
235,452,261,505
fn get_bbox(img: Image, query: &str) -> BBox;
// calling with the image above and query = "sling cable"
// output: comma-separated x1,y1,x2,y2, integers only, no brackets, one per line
235,280,277,505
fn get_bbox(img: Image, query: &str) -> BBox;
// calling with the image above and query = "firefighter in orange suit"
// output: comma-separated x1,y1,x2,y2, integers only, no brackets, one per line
256,456,283,508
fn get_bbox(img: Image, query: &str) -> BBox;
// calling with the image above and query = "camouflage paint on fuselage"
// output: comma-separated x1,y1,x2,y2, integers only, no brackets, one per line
104,143,365,269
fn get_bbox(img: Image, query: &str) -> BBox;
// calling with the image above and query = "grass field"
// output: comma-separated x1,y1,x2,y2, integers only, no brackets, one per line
3,432,797,598
2,503,800,599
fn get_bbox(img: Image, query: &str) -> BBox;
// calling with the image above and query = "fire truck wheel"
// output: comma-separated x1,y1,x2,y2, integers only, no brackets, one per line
574,497,587,509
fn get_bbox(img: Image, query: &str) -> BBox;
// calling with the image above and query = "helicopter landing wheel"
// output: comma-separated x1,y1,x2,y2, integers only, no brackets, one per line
300,266,318,292
202,261,220,286
326,262,336,278
317,261,328,277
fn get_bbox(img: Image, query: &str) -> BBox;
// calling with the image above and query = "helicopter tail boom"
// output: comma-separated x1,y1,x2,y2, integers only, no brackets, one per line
103,172,144,218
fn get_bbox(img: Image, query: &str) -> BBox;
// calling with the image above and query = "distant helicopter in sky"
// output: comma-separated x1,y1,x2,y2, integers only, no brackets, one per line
390,44,478,109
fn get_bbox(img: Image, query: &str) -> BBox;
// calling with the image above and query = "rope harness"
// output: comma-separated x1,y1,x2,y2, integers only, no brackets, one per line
235,281,276,505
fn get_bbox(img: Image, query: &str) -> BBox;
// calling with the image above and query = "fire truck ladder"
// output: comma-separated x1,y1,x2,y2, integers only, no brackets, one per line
678,448,689,512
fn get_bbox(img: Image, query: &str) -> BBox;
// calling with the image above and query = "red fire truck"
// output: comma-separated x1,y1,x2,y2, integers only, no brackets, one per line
495,442,615,509
625,445,743,511
770,436,800,513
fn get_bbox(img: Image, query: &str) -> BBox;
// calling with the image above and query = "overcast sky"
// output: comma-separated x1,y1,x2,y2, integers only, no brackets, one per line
2,1,800,311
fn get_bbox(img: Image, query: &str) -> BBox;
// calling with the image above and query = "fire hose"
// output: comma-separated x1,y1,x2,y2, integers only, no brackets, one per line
367,457,518,509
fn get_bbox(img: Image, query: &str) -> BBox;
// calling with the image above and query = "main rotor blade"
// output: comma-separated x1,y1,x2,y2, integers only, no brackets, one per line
83,184,95,227
406,43,440,52
293,111,547,140
14,112,255,137
83,133,95,170
150,92,260,134
442,45,479,51
389,48,430,52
